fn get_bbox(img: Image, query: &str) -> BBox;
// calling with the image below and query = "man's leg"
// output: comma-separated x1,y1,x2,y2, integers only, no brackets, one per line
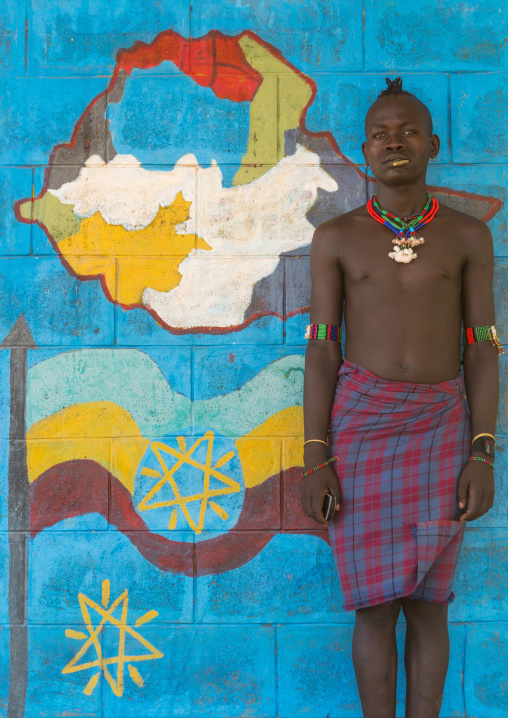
402,598,450,718
352,598,402,718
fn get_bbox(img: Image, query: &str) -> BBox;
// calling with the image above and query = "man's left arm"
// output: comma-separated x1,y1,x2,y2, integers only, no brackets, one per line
459,220,499,522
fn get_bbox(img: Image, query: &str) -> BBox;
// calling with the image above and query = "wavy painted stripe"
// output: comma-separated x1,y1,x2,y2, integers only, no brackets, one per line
236,406,303,488
27,349,304,438
195,355,304,437
27,401,149,491
27,348,190,435
29,460,326,576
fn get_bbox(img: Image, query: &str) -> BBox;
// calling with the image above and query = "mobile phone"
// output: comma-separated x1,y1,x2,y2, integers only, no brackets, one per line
322,493,337,522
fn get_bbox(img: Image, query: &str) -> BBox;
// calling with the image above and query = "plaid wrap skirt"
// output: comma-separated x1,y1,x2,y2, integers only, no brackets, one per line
328,359,471,611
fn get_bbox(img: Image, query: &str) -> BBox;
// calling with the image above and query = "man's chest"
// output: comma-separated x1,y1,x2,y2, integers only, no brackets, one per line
341,227,465,291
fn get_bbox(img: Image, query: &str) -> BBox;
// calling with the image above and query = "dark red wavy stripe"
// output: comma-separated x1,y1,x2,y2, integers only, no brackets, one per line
116,30,262,102
29,460,328,576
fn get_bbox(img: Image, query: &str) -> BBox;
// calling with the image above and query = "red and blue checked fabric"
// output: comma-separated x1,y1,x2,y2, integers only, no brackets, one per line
328,360,471,611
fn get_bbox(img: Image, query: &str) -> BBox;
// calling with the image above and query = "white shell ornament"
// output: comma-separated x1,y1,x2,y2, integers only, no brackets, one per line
388,234,424,263
388,246,417,263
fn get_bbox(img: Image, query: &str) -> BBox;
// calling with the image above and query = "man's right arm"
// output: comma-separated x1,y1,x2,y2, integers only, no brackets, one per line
302,225,344,524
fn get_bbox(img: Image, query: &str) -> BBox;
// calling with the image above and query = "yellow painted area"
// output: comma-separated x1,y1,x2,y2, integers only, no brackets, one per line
234,35,313,185
111,437,151,494
282,436,304,472
27,437,111,486
116,256,187,306
27,401,149,491
57,192,210,305
102,580,110,608
23,191,82,242
235,406,303,487
63,583,162,697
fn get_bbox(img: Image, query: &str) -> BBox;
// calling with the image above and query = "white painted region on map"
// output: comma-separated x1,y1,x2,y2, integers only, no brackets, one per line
50,145,338,328
50,153,199,232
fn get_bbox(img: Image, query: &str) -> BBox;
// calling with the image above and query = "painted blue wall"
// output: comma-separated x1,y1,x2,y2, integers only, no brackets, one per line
0,1,507,716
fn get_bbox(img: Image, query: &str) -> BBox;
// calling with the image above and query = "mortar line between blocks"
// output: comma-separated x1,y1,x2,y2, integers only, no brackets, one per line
100,625,104,718
362,0,366,71
114,259,119,346
279,440,284,531
24,0,29,75
447,74,452,163
192,537,197,625
105,75,111,163
462,623,467,717
282,257,287,345
30,167,34,256
190,349,195,434
107,440,113,530
274,624,280,718
276,73,281,166
23,531,28,626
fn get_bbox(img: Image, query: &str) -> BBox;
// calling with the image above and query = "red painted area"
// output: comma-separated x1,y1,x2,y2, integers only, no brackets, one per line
29,459,327,576
30,459,109,532
116,30,262,102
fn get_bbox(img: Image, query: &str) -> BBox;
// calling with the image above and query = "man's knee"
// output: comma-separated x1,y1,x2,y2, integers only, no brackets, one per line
355,599,402,631
402,598,448,629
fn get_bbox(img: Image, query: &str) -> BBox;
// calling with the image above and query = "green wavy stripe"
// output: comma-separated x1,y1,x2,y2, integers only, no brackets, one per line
27,349,190,437
194,355,304,436
27,350,304,438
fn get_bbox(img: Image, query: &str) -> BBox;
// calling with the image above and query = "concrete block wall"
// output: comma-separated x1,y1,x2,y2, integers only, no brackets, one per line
0,1,507,716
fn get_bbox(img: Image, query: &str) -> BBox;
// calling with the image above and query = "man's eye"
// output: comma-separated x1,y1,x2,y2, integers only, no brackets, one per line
403,130,417,134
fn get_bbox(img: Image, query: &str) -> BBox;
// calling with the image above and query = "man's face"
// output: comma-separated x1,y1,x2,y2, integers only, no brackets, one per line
361,95,439,187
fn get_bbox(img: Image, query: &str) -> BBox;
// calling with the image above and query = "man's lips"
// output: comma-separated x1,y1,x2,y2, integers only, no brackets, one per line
384,157,410,166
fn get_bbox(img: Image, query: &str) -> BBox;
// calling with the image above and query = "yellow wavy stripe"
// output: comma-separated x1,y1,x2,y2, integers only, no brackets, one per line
27,401,149,493
235,406,303,488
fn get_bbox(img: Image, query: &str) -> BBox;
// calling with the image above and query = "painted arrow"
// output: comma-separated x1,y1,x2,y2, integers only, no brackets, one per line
1,315,37,718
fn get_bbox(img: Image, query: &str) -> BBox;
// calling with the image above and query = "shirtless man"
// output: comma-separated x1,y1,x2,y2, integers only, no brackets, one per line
302,78,500,718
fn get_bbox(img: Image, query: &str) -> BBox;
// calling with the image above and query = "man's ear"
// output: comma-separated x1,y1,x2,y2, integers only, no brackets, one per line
361,141,368,165
430,134,440,159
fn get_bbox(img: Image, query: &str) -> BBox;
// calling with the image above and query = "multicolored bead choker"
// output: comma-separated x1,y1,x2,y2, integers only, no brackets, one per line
367,193,439,263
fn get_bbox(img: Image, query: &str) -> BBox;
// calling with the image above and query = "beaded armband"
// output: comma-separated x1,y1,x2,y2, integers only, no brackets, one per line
463,326,504,356
305,324,342,342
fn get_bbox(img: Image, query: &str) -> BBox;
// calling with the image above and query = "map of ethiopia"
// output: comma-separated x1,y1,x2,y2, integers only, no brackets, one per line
15,29,501,333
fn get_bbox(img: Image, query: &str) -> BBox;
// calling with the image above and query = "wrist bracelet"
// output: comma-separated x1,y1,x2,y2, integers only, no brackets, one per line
301,456,339,478
472,433,495,444
303,439,328,447
468,456,495,469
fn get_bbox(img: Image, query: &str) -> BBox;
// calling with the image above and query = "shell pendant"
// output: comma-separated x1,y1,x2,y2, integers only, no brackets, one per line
389,234,424,263
388,246,418,263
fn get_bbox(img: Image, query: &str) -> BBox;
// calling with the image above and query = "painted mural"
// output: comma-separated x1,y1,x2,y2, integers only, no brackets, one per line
14,30,501,334
1,4,508,717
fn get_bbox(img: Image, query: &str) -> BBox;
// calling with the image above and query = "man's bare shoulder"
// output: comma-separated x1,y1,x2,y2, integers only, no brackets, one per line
438,202,492,239
312,205,368,247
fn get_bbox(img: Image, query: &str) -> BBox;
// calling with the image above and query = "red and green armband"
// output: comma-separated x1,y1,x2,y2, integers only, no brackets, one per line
305,324,342,342
463,325,504,355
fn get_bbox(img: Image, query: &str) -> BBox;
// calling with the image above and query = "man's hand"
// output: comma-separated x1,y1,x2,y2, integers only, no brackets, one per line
457,460,495,522
302,466,342,526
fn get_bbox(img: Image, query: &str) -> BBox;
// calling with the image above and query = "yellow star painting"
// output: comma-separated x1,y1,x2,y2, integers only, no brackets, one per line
62,580,162,697
137,431,241,534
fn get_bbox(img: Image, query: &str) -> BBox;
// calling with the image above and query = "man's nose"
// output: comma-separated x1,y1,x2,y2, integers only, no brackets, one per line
385,134,405,151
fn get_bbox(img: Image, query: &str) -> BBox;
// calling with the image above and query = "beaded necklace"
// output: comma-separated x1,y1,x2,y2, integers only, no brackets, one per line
367,193,439,263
